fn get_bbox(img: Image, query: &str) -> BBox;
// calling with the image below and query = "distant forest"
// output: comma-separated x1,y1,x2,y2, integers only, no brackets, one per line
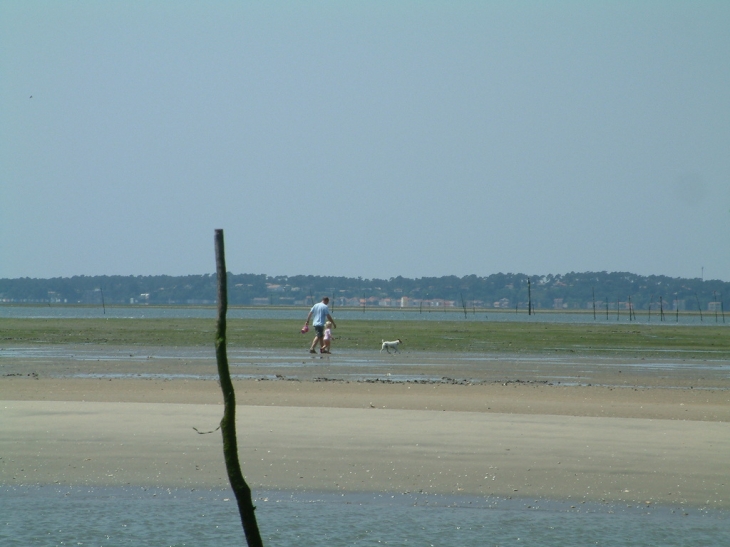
1,272,727,312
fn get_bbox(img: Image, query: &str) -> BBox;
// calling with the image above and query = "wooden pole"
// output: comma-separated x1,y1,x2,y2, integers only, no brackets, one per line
659,296,664,321
592,287,596,320
214,230,264,547
696,293,703,322
648,295,652,323
675,294,679,322
628,296,633,321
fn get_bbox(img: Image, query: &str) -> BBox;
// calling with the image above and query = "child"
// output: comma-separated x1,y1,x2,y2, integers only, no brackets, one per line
321,321,333,354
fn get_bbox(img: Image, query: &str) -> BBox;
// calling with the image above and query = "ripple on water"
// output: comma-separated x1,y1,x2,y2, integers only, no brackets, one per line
1,486,729,547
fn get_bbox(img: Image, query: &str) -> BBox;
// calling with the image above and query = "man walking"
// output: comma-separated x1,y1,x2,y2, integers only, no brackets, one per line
305,297,336,354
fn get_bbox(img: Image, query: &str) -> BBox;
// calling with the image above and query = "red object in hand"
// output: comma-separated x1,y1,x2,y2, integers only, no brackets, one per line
301,324,309,333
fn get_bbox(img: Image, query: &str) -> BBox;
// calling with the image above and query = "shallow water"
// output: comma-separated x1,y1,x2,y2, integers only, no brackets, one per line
0,305,722,326
3,345,728,389
2,486,728,547
3,344,729,392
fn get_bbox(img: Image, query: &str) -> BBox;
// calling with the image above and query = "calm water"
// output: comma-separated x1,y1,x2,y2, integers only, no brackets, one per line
0,305,723,325
2,486,728,547
3,345,730,387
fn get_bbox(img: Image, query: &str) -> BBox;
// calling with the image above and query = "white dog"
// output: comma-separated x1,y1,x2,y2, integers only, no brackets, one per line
380,339,402,353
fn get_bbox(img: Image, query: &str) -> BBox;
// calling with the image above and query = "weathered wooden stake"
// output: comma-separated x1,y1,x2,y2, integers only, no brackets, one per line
592,287,596,320
214,229,264,547
695,293,703,322
648,295,653,322
676,295,679,322
628,296,633,321
659,296,665,321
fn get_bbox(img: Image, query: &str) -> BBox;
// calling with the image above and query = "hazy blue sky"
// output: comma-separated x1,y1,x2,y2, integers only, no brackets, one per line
2,1,728,281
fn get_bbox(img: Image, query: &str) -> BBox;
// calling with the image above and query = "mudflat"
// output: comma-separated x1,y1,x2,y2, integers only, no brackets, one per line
1,345,729,510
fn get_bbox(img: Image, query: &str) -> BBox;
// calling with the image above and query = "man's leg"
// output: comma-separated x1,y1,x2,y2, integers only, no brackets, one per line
310,325,325,352
310,334,323,352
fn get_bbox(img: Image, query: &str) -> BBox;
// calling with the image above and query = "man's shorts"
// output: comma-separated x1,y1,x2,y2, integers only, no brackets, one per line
314,325,325,338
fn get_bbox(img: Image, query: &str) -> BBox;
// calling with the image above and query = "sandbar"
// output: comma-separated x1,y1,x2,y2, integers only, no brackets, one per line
1,347,729,510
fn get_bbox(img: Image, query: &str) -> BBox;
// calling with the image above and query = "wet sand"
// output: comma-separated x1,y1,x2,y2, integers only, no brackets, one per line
1,347,729,509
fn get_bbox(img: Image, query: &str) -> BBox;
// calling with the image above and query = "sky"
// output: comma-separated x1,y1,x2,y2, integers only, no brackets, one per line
2,1,729,282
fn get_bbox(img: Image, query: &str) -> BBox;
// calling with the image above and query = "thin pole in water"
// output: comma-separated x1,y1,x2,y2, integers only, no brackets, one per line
660,296,665,321
646,294,654,323
648,295,653,323
696,293,703,322
628,296,633,321
592,287,596,320
721,296,726,323
213,229,264,547
676,296,679,322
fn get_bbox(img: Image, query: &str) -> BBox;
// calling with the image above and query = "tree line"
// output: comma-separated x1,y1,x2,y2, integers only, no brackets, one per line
0,271,727,312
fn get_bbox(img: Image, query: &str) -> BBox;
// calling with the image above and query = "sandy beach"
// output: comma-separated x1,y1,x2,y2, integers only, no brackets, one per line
1,346,729,510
